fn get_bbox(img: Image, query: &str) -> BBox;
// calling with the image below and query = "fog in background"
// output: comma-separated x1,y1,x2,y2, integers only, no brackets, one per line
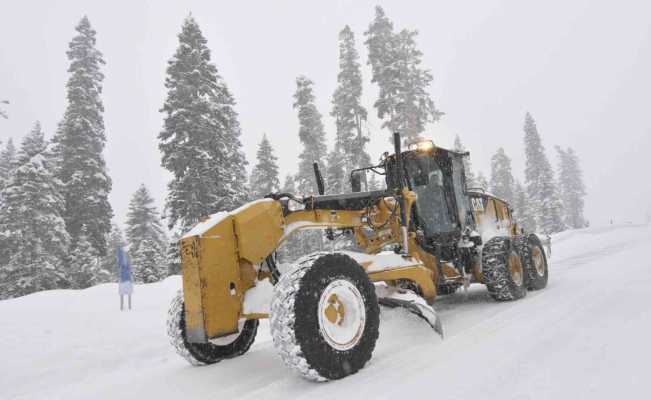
1,0,650,229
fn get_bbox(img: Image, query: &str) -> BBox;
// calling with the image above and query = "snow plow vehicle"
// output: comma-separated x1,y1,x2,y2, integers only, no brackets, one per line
167,132,549,381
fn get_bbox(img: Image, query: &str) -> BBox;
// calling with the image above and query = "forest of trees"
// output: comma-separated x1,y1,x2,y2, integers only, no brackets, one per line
0,7,588,299
482,112,587,234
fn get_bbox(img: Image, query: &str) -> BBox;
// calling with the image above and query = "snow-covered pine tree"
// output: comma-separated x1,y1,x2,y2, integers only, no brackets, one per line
0,138,17,206
325,147,352,251
160,16,248,232
294,76,328,196
126,184,167,283
281,174,296,194
489,147,515,202
453,135,476,187
100,223,125,281
0,123,70,298
512,180,534,232
331,25,370,182
19,122,46,161
52,16,112,257
0,99,8,119
165,231,182,276
326,146,346,194
365,6,442,144
556,146,587,229
249,134,280,200
131,236,165,284
523,112,565,234
293,76,328,254
67,225,109,288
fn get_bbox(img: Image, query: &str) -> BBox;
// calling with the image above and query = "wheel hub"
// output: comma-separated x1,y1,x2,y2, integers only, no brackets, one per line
324,293,345,325
318,280,366,351
532,246,546,277
509,252,524,286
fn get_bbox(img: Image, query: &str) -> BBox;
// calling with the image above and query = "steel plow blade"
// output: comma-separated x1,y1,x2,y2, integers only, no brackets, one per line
376,286,444,338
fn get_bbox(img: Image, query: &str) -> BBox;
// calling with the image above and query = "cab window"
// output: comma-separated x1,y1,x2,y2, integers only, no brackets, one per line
404,154,457,236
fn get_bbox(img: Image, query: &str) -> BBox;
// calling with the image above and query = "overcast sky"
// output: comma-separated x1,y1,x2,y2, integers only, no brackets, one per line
1,0,650,229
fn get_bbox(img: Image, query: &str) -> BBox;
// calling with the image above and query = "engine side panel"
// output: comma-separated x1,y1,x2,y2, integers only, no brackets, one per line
181,200,284,342
181,215,242,342
469,192,516,236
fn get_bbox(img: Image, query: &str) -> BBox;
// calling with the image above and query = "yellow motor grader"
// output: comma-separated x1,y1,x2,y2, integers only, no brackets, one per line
167,132,549,381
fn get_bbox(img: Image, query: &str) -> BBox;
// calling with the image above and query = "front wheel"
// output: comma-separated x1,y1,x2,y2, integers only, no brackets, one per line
270,252,380,381
167,290,258,365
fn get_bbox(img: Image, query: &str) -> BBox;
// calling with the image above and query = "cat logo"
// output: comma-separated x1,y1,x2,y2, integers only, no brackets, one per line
471,197,485,212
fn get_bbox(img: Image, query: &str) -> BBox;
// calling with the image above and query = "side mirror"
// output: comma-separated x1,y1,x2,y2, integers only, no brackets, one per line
351,171,363,192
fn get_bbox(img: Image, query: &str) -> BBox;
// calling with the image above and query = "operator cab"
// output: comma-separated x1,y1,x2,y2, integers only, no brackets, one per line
385,140,474,241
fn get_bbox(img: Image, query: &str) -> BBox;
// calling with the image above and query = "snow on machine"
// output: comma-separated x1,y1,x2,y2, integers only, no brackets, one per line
167,132,549,380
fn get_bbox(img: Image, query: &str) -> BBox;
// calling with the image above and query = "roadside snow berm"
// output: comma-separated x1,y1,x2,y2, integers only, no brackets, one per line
167,132,549,381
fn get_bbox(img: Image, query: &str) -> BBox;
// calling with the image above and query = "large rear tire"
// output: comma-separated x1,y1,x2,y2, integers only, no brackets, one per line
482,237,527,301
270,252,380,381
167,290,258,366
522,234,549,290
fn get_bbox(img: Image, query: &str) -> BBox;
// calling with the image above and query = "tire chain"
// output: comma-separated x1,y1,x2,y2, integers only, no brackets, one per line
167,290,206,366
482,237,526,301
269,252,330,381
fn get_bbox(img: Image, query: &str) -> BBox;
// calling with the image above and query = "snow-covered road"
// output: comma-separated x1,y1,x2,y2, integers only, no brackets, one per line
2,224,650,400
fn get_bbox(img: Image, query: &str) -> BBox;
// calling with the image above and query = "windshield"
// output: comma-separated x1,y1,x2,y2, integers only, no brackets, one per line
404,153,458,236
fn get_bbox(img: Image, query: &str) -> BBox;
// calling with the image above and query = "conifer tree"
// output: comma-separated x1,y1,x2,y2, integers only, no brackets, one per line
132,236,165,283
556,146,587,229
331,25,370,180
293,76,327,254
325,146,346,194
0,123,70,298
294,76,327,195
68,225,108,288
453,135,476,187
513,180,534,231
18,122,47,162
281,174,296,194
52,16,112,256
365,6,442,143
159,16,248,231
165,231,182,276
523,113,564,234
249,134,280,199
0,99,8,119
489,147,515,202
100,223,126,281
126,184,167,283
0,138,17,206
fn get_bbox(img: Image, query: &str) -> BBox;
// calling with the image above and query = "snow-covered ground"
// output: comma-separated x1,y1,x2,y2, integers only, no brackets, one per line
2,224,650,400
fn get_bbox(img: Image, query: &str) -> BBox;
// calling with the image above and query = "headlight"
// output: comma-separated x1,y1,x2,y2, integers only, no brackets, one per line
408,140,435,152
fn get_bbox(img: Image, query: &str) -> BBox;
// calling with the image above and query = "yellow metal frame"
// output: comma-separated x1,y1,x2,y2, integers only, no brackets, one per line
181,189,514,342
